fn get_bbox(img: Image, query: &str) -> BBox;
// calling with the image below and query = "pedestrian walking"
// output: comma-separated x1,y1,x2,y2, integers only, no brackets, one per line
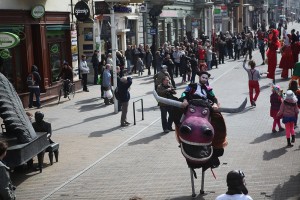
102,64,113,105
144,48,153,76
277,90,299,147
0,141,16,200
157,76,176,133
270,85,285,133
215,170,253,200
91,50,100,85
189,54,198,83
243,54,261,106
288,80,300,126
79,55,90,92
27,64,41,108
125,45,133,75
136,57,144,76
118,76,132,127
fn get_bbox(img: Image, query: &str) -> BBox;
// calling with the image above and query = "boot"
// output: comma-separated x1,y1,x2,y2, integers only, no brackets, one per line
291,135,295,143
287,138,293,147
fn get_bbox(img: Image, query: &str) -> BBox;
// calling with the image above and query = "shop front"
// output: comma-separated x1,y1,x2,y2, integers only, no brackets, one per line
0,10,71,107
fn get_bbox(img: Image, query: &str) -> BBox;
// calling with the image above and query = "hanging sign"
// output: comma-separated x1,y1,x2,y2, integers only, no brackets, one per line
31,5,45,19
0,32,20,49
74,1,90,22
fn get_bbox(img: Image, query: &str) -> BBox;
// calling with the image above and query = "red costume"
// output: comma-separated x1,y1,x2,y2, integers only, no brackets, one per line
266,29,280,80
279,35,294,78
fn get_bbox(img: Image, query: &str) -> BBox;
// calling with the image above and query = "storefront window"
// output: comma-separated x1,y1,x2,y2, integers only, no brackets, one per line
173,19,178,43
126,20,137,45
178,19,184,41
158,20,165,46
47,29,67,83
0,26,24,92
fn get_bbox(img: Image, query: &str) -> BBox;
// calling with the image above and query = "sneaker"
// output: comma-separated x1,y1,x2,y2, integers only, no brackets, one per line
251,101,256,106
168,128,175,131
163,129,169,133
287,143,293,147
272,129,277,133
279,127,285,131
125,121,131,125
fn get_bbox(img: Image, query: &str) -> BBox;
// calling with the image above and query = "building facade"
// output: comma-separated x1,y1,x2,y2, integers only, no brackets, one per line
0,0,73,107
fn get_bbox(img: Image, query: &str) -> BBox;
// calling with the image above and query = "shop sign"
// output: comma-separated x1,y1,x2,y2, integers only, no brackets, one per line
113,6,132,13
0,32,20,49
150,28,156,35
74,1,90,22
0,49,11,59
31,5,45,19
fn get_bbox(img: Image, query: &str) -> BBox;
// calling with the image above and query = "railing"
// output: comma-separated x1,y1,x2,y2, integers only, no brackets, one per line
133,99,144,125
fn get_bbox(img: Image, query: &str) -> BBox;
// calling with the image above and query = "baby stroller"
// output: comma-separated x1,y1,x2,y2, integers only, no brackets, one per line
211,52,218,69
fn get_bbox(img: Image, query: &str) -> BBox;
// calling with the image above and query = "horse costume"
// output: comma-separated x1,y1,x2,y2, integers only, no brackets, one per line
153,90,246,197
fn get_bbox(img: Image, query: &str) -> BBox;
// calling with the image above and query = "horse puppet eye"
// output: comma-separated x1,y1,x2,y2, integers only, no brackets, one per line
189,107,195,113
202,109,208,115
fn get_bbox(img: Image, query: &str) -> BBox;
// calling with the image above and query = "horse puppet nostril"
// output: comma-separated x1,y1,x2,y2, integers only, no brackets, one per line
180,125,191,134
203,128,213,137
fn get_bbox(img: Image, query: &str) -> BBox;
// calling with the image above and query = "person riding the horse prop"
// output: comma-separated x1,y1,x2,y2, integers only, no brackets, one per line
153,71,247,197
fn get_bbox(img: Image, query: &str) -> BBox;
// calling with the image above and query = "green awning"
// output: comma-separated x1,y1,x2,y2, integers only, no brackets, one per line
46,25,70,31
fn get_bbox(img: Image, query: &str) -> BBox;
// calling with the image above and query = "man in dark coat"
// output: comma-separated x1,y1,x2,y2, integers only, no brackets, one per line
91,50,100,85
118,76,132,127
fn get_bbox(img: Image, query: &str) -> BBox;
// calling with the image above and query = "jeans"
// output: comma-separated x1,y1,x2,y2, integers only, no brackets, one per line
121,101,129,124
127,60,132,74
29,87,40,108
160,106,174,131
191,72,196,83
206,61,212,70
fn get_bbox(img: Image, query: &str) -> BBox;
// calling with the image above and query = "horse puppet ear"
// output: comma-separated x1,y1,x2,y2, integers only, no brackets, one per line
210,112,228,149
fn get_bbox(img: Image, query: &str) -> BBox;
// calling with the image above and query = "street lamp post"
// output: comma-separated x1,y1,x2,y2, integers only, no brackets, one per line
149,5,162,75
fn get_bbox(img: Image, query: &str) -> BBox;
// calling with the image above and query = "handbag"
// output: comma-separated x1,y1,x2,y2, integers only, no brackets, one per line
104,89,113,99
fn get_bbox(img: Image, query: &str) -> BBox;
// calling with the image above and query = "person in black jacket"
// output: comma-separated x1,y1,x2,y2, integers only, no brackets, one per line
118,76,132,127
91,50,100,85
28,65,41,108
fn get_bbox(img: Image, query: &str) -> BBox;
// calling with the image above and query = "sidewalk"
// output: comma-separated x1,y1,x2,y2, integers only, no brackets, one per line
11,41,300,199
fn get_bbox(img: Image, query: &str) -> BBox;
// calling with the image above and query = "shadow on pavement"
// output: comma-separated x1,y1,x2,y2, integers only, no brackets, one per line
250,132,285,144
75,97,102,105
11,162,53,187
128,132,168,146
139,80,154,85
53,112,115,132
263,147,288,161
78,103,106,112
226,106,255,116
136,105,159,112
89,126,121,137
272,172,300,199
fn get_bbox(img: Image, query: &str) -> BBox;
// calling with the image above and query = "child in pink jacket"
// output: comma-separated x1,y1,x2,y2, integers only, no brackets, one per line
277,90,299,147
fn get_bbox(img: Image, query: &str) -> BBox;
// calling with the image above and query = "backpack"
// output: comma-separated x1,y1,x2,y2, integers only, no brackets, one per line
114,87,120,100
27,73,35,86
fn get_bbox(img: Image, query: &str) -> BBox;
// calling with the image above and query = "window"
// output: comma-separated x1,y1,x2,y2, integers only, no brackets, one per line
47,30,67,83
0,26,24,92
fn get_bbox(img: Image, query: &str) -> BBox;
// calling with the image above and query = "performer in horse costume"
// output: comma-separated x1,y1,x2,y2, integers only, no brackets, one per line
266,29,280,82
153,71,246,197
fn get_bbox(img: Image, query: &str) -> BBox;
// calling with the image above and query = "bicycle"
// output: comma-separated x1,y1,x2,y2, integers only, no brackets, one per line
58,79,75,104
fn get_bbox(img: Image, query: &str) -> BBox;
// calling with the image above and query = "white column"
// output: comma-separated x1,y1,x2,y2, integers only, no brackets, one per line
110,6,118,113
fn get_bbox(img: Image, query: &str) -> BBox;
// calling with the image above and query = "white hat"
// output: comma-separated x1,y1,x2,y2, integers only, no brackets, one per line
284,90,298,103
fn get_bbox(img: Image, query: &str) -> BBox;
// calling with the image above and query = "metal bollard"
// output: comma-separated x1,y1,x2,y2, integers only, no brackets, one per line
133,99,144,125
